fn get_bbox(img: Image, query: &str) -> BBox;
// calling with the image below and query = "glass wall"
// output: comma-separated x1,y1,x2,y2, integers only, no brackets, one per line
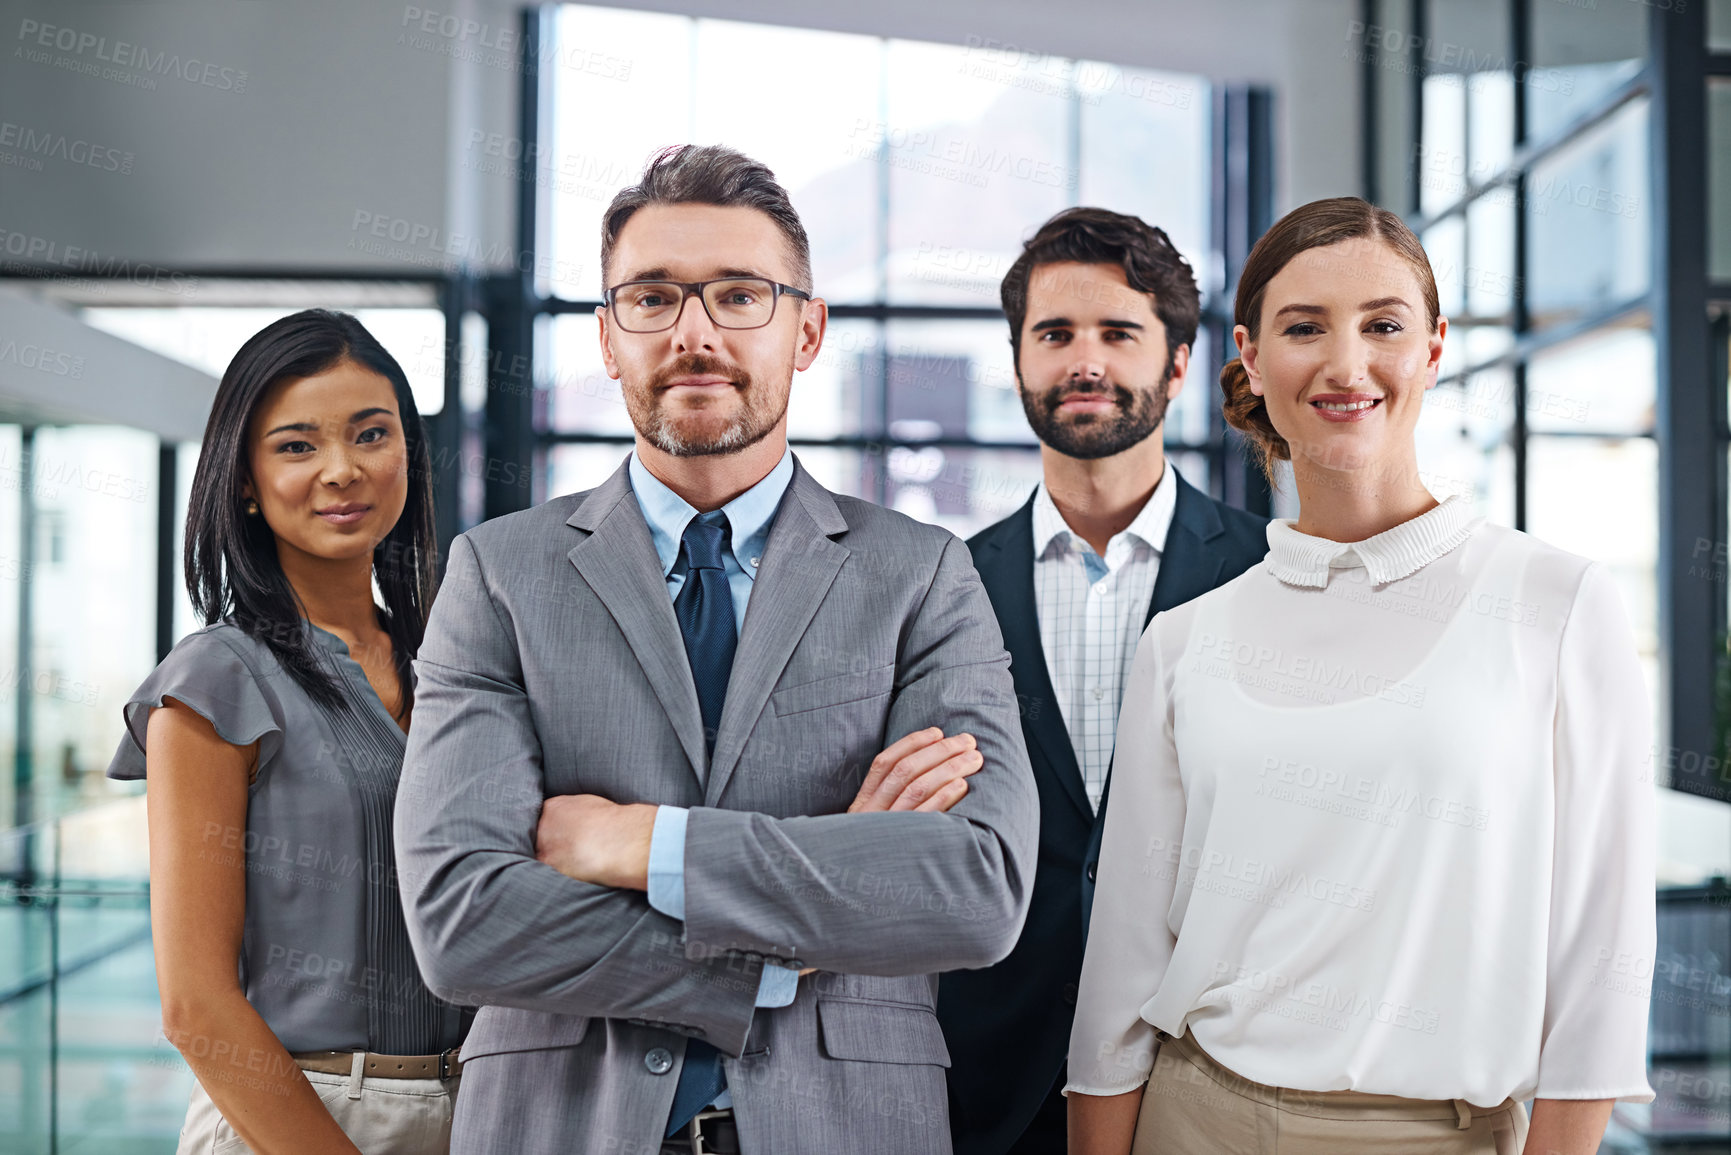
1373,1,1731,1147
535,4,1214,539
1407,1,1662,730
0,288,448,1153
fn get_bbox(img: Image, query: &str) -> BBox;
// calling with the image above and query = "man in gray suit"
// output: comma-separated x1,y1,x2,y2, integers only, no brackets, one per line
394,144,1038,1155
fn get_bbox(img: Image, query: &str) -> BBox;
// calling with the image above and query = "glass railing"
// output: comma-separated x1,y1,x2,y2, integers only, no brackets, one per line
0,795,193,1154
0,796,1724,1153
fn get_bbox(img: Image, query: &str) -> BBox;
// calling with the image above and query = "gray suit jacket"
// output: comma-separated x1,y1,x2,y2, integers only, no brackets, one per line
394,456,1038,1155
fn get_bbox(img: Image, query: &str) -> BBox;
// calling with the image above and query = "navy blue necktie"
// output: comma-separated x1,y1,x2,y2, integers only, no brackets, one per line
666,511,734,1137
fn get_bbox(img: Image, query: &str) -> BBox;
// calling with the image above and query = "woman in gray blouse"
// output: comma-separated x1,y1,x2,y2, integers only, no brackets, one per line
108,309,465,1154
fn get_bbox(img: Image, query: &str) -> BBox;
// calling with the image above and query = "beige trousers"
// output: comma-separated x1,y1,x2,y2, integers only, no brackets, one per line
177,1061,458,1154
1132,1030,1529,1155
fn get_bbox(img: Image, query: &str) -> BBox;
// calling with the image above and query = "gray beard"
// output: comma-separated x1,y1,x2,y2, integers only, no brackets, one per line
641,406,777,457
637,385,789,458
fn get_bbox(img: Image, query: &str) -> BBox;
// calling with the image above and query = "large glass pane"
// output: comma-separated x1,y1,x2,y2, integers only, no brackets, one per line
1417,367,1517,527
81,306,447,416
1076,63,1209,268
0,799,185,1154
545,6,692,301
885,446,1042,538
884,39,1069,305
546,442,631,500
1525,318,1654,434
1465,193,1516,321
788,447,868,501
1166,326,1211,449
1419,74,1468,216
1711,79,1731,282
1525,0,1647,141
1424,216,1467,320
884,320,1029,446
1436,321,1518,380
25,428,157,823
1468,69,1516,182
1714,0,1731,51
691,20,882,303
793,319,879,441
1423,0,1514,198
1524,96,1650,331
540,313,631,438
1647,890,1731,1145
0,974,52,1153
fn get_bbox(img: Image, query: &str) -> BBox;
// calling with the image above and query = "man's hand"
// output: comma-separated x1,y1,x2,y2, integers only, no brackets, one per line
535,795,658,890
848,728,982,813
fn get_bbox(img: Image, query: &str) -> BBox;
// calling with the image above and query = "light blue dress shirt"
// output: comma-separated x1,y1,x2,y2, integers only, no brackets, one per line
628,448,800,1011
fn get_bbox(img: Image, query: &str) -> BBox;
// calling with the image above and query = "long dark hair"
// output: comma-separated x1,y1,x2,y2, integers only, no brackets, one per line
184,309,437,713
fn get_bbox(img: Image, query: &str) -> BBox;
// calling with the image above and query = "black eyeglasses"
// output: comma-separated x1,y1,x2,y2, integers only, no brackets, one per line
602,277,812,333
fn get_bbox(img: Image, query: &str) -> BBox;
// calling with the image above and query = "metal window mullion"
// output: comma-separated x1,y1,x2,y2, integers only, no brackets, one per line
1511,0,1530,533
1651,0,1717,797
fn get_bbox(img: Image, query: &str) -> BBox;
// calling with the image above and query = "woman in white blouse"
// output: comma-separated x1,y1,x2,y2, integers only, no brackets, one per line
1066,197,1655,1155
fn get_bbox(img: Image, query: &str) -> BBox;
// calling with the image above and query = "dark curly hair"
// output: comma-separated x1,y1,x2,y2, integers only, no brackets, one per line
999,206,1200,374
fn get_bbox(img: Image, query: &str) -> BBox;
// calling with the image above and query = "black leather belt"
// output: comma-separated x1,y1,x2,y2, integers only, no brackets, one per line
660,1108,739,1155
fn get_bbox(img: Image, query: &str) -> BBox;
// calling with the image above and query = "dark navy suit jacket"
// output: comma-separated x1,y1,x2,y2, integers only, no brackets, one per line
937,471,1268,1155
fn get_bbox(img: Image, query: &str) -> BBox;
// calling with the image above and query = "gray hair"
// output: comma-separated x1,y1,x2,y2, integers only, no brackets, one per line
600,144,813,292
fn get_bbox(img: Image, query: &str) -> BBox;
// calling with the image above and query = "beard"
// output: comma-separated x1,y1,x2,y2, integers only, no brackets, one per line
1020,365,1173,460
624,352,789,458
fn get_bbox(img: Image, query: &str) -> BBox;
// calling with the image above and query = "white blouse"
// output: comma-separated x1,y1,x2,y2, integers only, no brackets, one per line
1066,495,1656,1107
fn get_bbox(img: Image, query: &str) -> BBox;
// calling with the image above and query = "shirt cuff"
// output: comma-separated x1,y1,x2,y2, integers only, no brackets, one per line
645,805,688,920
755,963,800,1008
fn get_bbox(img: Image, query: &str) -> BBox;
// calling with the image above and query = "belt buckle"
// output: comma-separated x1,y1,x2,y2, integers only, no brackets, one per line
687,1107,732,1155
439,1048,460,1080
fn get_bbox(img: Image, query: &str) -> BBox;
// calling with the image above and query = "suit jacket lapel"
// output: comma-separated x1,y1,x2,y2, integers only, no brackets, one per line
704,461,850,808
978,496,1093,824
1147,471,1229,624
566,461,708,787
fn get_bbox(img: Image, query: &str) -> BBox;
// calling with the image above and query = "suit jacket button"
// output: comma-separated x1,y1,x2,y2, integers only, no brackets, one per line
1086,862,1098,882
1063,983,1078,1006
645,1047,674,1075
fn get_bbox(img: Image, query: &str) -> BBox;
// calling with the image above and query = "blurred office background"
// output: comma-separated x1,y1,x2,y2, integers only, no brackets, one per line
0,0,1726,1149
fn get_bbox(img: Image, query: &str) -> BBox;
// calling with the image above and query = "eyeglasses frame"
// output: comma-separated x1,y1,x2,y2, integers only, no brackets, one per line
601,277,814,334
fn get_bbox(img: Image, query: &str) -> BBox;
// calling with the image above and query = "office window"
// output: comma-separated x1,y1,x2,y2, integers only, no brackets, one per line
536,5,1213,539
1712,79,1731,282
1524,97,1650,332
1375,2,1731,1147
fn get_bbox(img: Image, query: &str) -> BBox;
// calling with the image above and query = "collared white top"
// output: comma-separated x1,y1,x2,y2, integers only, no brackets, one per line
1067,495,1657,1106
1032,467,1177,810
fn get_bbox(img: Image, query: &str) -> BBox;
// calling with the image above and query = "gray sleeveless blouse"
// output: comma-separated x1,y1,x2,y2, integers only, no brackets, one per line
107,619,465,1056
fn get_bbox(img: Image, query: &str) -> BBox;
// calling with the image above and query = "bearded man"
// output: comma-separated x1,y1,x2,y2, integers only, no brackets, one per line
395,144,1037,1155
936,207,1270,1155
